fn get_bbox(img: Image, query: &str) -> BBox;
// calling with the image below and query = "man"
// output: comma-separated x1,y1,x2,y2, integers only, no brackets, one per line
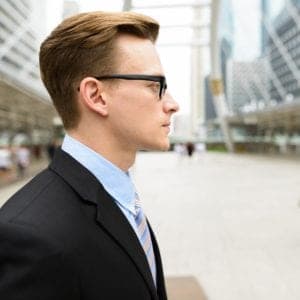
0,11,179,300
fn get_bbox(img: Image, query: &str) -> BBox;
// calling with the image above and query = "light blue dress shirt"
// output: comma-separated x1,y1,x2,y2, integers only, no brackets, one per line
61,134,139,237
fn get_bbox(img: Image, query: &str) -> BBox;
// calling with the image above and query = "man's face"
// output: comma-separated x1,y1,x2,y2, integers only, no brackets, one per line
105,34,179,152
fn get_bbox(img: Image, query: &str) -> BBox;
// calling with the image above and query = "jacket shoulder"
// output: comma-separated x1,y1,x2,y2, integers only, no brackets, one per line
0,168,74,223
0,166,91,251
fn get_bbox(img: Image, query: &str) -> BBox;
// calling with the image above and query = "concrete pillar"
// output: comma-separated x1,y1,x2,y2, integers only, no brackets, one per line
190,6,206,139
210,0,234,152
122,0,132,11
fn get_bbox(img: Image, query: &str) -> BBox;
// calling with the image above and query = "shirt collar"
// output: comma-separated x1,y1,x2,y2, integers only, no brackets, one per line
61,134,137,215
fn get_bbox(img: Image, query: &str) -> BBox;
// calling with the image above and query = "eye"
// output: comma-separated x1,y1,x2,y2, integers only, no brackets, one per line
149,82,160,93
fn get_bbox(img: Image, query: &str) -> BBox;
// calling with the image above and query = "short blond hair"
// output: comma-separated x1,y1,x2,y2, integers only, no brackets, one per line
39,11,159,129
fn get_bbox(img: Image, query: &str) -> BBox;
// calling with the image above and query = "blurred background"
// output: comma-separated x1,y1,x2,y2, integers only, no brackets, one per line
0,1,300,300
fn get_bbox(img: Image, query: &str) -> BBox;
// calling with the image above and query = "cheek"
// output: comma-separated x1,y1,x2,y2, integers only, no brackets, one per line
108,88,162,131
108,101,141,133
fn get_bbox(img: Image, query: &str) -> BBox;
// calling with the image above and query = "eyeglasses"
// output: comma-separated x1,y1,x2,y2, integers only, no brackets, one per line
94,74,167,99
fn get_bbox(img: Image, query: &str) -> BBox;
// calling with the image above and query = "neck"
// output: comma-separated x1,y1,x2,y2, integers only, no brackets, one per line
67,130,136,172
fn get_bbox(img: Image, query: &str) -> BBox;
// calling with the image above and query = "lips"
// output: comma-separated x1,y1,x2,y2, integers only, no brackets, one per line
162,122,171,133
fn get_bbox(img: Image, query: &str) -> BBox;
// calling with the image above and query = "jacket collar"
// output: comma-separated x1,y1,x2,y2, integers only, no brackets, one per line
49,148,158,299
61,134,137,215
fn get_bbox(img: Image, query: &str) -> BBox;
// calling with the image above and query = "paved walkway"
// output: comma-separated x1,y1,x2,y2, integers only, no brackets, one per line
132,152,300,300
1,152,300,300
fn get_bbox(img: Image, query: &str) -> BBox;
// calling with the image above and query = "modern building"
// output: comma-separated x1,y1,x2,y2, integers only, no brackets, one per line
219,0,234,98
0,0,57,145
222,0,300,153
261,0,270,55
0,0,47,95
267,0,300,102
226,59,270,113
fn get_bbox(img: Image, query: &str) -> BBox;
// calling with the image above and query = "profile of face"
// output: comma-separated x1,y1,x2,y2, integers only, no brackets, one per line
104,34,180,152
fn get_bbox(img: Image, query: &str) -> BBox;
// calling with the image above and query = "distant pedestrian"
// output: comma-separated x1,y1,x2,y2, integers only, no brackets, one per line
32,144,42,160
195,142,206,161
186,142,195,157
15,145,30,177
195,142,206,154
174,143,187,161
0,145,13,182
0,146,12,172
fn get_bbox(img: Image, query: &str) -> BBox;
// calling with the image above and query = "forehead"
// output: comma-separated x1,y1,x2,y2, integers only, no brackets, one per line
114,34,164,74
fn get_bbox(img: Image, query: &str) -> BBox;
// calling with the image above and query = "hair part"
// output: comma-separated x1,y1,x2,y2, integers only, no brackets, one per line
39,11,159,129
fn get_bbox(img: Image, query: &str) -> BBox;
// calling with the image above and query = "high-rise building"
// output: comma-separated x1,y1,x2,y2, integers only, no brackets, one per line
227,59,269,113
0,0,57,142
267,0,300,102
0,0,48,96
261,0,270,55
219,0,234,97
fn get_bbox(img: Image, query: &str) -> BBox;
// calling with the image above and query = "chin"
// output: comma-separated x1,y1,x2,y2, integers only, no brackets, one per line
139,138,170,152
159,142,170,151
149,140,170,151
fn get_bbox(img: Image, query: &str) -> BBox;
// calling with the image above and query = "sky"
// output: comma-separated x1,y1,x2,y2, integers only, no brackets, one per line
232,0,285,61
232,0,261,60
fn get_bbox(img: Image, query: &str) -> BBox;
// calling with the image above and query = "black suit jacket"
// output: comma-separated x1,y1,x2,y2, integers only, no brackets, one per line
0,148,167,300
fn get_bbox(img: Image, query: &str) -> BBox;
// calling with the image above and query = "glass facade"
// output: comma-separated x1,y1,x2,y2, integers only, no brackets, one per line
266,0,300,102
0,0,46,97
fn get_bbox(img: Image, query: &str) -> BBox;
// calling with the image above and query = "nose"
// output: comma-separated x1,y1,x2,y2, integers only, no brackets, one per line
162,92,180,113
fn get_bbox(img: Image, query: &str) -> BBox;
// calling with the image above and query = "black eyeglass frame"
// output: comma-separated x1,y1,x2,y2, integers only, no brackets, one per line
94,74,167,99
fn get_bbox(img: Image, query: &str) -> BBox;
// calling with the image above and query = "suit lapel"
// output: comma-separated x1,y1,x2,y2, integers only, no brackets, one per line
49,148,158,299
148,222,167,300
95,191,158,297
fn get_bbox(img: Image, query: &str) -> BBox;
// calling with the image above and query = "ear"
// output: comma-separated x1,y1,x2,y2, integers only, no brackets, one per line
78,77,108,117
